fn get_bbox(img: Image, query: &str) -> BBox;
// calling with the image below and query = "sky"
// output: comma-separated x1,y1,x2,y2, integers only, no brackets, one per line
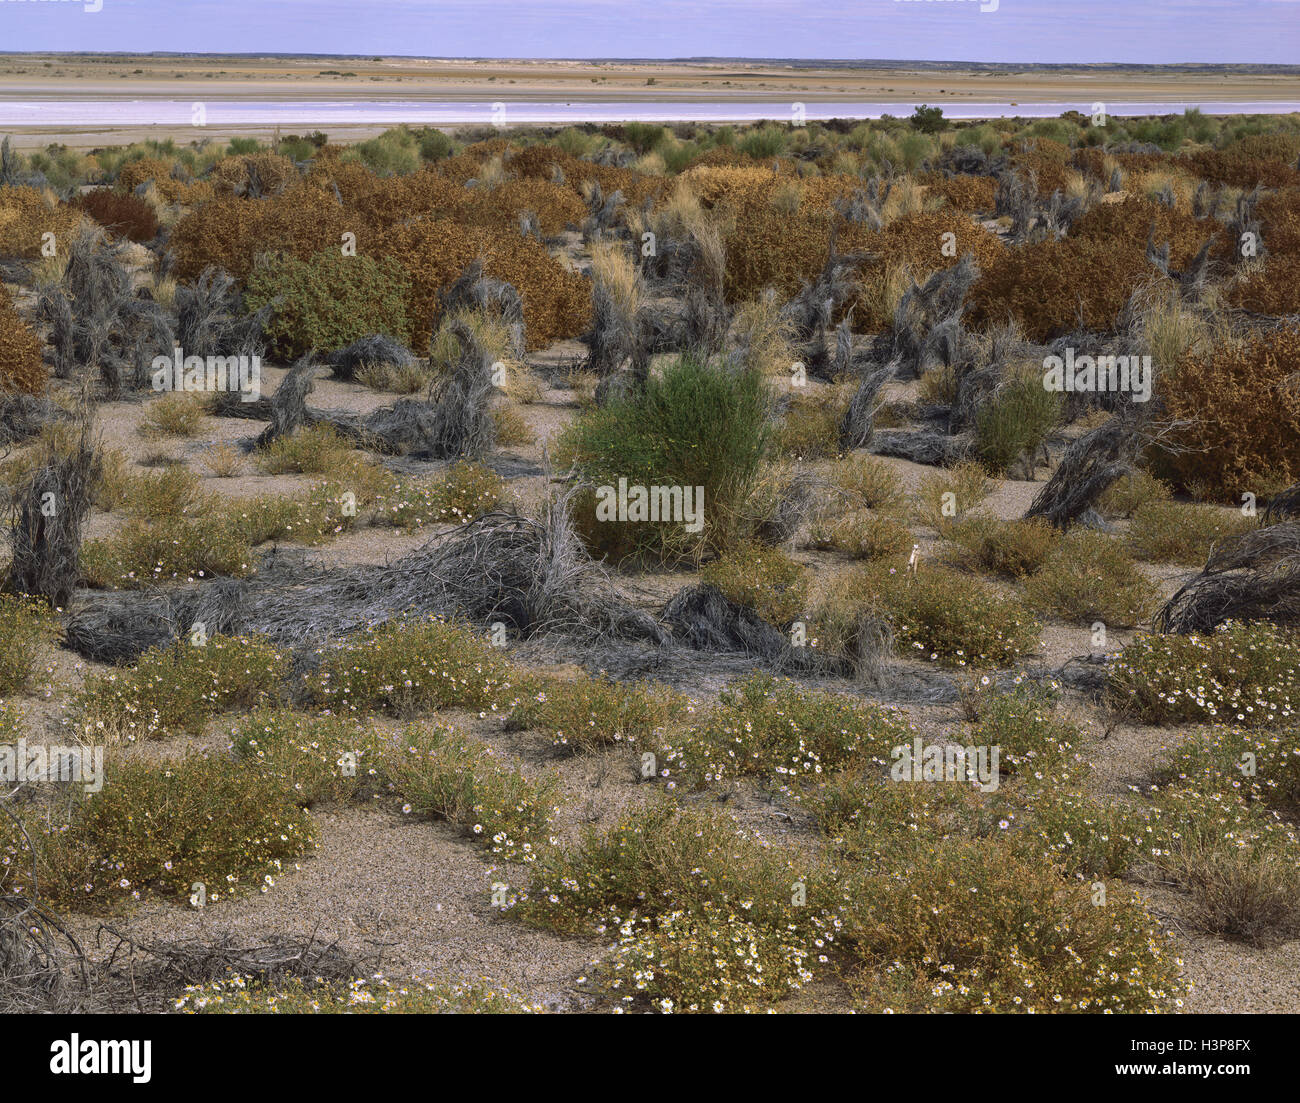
0,0,1297,64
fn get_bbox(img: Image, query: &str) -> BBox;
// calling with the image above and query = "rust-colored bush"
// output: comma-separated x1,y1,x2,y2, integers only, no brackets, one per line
879,211,1004,278
1152,326,1300,500
1184,140,1300,189
0,187,83,259
1011,139,1073,197
73,189,160,243
1256,187,1300,257
210,153,300,196
168,189,351,281
1227,254,1300,314
919,172,998,212
969,237,1162,341
116,157,186,201
0,286,46,395
373,216,590,349
1072,195,1223,269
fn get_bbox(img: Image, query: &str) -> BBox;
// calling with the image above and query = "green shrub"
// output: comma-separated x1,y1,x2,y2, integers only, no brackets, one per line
371,461,506,529
913,460,992,530
835,837,1188,1013
1097,469,1172,519
231,709,383,807
1127,500,1257,566
307,617,513,716
942,516,1058,578
73,635,289,742
175,975,540,1014
1109,623,1300,726
557,356,772,560
974,376,1060,474
657,674,909,791
1,752,313,910
514,801,811,936
864,564,1042,668
505,673,688,753
245,249,411,360
0,595,58,695
698,544,808,627
1026,529,1158,627
81,512,254,587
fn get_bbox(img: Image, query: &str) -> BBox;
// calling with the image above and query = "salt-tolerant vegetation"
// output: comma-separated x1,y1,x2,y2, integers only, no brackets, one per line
1,105,1299,1016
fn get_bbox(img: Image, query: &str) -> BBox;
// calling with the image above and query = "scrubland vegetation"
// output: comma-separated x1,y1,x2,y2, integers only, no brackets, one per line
1,108,1299,1014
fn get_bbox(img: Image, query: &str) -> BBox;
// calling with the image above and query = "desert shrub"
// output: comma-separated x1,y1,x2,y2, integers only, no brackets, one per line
919,172,998,213
372,461,506,529
72,189,160,243
1155,724,1300,821
168,190,351,281
81,511,254,587
1144,785,1300,943
0,285,46,395
970,237,1161,341
514,801,811,936
1150,328,1300,501
875,211,1005,284
0,185,83,259
505,672,688,753
373,216,591,349
658,673,908,791
121,463,203,519
0,595,59,695
245,249,411,360
829,454,905,511
1071,196,1220,270
833,563,1041,668
835,838,1188,1013
307,617,513,716
698,544,808,627
139,392,208,438
1097,469,1172,518
808,509,913,561
72,634,289,742
974,375,1061,474
0,752,312,910
774,390,846,460
1026,529,1158,627
257,424,358,476
1227,253,1300,315
232,709,383,806
1126,500,1257,565
175,975,540,1014
966,684,1081,779
1109,623,1300,726
374,721,558,863
943,516,1059,578
597,903,814,1014
558,356,772,560
913,460,993,529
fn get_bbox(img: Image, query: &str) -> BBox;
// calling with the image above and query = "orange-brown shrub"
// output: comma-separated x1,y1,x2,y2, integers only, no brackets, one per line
1256,188,1300,257
1184,139,1300,189
209,153,300,196
168,189,352,281
720,204,875,303
969,237,1162,341
116,157,186,201
0,187,83,259
879,211,1005,277
73,189,160,243
918,172,998,212
1227,254,1300,315
1011,139,1072,197
1151,326,1300,500
1071,196,1223,269
372,216,590,349
0,286,46,395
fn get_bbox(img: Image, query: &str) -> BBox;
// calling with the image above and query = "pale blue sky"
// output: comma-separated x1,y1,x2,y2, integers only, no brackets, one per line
0,0,1297,63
